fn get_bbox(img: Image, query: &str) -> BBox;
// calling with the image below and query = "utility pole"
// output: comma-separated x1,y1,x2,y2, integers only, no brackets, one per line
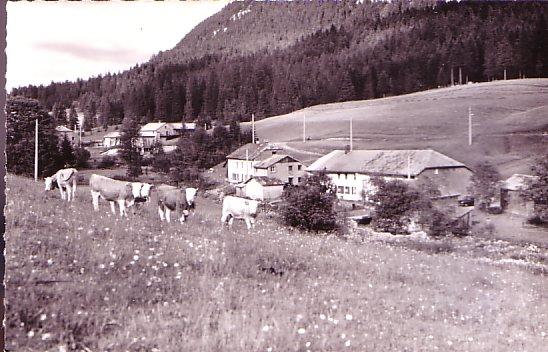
468,106,473,146
302,112,306,143
34,119,38,181
407,154,411,180
504,68,507,81
459,67,462,85
350,115,353,151
251,113,255,144
450,66,454,86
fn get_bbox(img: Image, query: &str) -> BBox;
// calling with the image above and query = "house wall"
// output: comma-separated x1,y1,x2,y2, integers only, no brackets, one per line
244,180,284,200
157,124,175,137
263,160,306,185
103,137,120,148
227,159,256,183
326,172,403,202
502,190,535,217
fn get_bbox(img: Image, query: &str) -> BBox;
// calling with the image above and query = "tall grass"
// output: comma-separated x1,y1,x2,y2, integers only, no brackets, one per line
5,174,547,351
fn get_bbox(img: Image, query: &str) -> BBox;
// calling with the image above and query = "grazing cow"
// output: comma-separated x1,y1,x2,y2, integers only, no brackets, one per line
156,185,198,223
127,182,154,207
221,196,260,229
89,174,134,217
44,168,78,201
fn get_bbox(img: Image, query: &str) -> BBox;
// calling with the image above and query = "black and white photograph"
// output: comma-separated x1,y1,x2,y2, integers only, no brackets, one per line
3,0,548,351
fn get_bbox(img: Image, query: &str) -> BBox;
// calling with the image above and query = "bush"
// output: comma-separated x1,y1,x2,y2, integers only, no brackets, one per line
99,155,117,168
73,147,91,168
279,173,338,232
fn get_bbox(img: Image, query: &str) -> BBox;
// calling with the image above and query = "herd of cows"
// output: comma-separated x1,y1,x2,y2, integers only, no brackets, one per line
44,168,261,229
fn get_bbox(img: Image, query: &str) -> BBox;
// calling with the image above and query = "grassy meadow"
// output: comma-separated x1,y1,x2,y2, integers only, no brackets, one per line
249,79,548,177
5,174,548,351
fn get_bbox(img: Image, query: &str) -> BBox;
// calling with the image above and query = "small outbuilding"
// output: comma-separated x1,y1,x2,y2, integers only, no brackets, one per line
501,174,537,217
236,176,285,201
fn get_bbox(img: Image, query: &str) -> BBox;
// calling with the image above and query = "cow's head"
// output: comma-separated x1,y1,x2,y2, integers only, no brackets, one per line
131,182,154,201
185,188,198,208
44,177,54,191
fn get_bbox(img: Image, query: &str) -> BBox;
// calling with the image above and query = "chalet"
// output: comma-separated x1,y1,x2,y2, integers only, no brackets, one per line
236,176,285,201
138,122,177,150
169,122,196,134
501,174,537,217
226,143,307,185
306,149,472,202
55,126,77,145
102,131,121,148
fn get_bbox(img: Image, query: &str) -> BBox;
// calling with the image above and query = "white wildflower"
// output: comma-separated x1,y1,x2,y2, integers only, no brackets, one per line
345,314,353,321
345,340,351,347
27,330,35,338
262,325,270,332
40,314,47,321
320,314,326,320
297,328,306,334
41,333,52,340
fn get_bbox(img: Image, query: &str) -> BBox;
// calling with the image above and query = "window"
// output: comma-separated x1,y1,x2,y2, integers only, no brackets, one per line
345,173,348,180
345,186,350,194
288,177,294,185
298,177,302,183
351,187,356,194
337,186,344,194
435,168,439,175
354,174,357,180
298,165,302,171
232,173,238,180
270,166,276,172
288,165,293,172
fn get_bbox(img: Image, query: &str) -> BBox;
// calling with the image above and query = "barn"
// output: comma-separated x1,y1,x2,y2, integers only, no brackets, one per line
236,176,285,201
501,174,537,217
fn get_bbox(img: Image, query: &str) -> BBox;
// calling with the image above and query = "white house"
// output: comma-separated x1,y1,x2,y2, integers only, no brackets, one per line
55,126,77,146
236,176,285,201
102,131,122,148
138,122,177,150
169,122,196,134
306,149,473,202
226,143,307,185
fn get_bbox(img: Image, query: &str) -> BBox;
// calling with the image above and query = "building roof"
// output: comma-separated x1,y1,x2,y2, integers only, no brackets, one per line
244,176,285,186
306,149,466,177
55,125,73,133
140,122,167,131
103,131,121,139
502,174,538,191
254,154,302,169
227,142,290,160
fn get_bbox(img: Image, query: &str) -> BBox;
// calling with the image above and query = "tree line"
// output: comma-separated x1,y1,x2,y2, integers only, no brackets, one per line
11,1,547,129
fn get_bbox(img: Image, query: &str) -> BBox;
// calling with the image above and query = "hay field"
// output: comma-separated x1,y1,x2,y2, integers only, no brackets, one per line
4,174,547,351
250,79,548,177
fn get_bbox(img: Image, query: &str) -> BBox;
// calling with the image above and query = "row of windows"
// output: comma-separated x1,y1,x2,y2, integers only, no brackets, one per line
269,164,302,173
336,173,357,180
337,186,356,195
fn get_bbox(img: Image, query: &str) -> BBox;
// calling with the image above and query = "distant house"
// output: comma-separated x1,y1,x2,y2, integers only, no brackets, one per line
306,149,473,202
102,131,122,148
55,126,77,145
236,176,285,201
169,122,196,134
226,143,308,185
138,122,177,150
501,174,537,217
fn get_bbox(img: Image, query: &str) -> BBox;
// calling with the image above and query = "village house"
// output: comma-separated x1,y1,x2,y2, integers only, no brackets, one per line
138,122,178,151
102,131,121,148
306,149,473,202
55,126,77,146
501,174,538,218
235,176,285,201
226,143,308,185
169,122,196,134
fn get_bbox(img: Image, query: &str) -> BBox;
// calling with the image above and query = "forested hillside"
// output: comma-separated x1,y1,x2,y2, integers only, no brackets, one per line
11,0,548,129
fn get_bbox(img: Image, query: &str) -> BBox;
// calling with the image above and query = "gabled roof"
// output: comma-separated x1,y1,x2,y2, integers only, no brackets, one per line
254,154,302,169
244,176,285,186
502,174,538,191
140,122,167,131
227,142,281,160
55,125,73,133
103,131,121,139
306,149,466,177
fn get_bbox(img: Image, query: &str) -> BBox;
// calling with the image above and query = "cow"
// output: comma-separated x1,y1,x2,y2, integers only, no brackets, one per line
156,185,198,223
221,196,260,230
127,182,154,207
89,174,134,217
44,168,79,202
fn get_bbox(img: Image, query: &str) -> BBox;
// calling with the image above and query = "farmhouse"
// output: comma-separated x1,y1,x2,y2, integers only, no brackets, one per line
138,122,178,151
306,149,472,202
55,125,77,145
226,143,307,185
102,131,121,148
169,122,196,134
501,174,537,217
236,176,285,201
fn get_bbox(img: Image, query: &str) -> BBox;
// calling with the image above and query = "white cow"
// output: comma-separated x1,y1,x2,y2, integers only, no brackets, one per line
156,185,198,223
44,168,79,201
89,174,134,217
221,196,260,229
127,182,154,207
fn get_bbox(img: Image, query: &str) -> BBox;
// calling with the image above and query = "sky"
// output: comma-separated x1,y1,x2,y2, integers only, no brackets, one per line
6,0,231,90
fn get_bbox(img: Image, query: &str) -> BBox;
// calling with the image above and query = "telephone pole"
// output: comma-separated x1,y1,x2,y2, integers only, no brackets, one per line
350,115,353,151
303,112,306,143
34,119,38,181
468,106,473,146
251,113,255,144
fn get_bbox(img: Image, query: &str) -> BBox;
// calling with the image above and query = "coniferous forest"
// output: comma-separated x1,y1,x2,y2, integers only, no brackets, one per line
10,1,548,128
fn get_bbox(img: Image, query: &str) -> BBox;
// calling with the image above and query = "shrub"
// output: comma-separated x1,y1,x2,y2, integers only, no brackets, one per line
73,147,91,168
469,161,501,211
99,155,117,168
279,173,338,232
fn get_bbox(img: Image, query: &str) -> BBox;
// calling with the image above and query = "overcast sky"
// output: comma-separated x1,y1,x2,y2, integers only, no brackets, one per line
6,0,231,90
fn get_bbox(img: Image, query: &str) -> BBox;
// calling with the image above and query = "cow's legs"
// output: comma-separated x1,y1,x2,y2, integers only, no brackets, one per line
71,180,77,201
221,213,230,226
110,201,117,215
118,200,127,217
158,206,165,221
179,210,188,224
228,216,234,227
65,185,72,202
58,184,66,200
165,208,171,223
91,191,100,211
245,218,252,230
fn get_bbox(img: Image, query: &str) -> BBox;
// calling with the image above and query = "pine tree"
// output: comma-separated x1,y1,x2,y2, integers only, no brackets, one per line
119,116,143,178
68,105,79,130
60,135,75,167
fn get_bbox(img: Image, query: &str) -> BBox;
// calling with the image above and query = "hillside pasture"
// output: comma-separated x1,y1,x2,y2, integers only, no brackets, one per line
4,174,548,351
250,79,548,177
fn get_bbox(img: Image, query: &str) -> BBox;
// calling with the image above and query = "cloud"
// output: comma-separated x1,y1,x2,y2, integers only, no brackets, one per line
33,41,147,64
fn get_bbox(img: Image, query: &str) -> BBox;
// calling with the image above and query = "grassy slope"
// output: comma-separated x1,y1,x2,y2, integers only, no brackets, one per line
251,79,548,177
5,174,547,351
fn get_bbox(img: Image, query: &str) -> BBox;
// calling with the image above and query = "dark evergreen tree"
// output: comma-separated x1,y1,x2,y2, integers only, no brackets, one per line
119,116,143,178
